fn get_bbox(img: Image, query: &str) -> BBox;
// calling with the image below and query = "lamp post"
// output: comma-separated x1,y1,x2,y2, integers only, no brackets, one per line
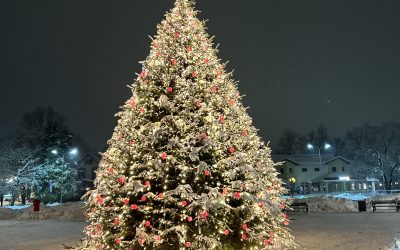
307,143,331,193
51,148,78,203
288,177,296,197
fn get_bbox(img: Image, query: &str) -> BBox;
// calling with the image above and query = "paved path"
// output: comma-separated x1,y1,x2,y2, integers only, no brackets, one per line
0,220,86,250
0,212,399,249
289,212,400,250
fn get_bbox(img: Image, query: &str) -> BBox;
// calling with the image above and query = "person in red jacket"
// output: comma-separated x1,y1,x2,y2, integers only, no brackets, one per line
32,199,40,220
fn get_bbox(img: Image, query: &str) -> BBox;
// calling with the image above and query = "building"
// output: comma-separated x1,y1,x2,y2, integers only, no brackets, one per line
76,151,100,192
272,154,379,193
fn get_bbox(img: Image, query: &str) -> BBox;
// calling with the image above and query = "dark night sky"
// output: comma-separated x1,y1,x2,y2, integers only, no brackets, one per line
2,0,400,152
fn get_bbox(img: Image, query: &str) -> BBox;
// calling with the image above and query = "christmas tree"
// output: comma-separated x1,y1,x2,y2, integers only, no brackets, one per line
82,0,295,249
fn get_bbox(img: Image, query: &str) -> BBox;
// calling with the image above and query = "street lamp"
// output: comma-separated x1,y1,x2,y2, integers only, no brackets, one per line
307,143,331,192
51,148,78,203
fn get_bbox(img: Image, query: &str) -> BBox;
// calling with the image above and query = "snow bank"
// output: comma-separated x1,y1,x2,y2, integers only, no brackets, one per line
1,202,86,221
46,202,61,207
331,193,369,201
3,205,30,210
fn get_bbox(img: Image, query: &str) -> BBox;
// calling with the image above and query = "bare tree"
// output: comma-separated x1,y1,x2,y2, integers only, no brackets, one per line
346,122,400,190
0,142,42,205
276,129,298,155
296,124,332,153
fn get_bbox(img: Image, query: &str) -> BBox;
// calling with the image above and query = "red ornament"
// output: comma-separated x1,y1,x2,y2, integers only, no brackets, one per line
283,213,287,219
204,58,209,64
157,193,164,199
155,235,161,241
175,32,181,38
113,218,119,225
195,101,201,108
118,177,125,184
284,220,289,225
187,216,193,222
229,147,235,154
234,192,241,199
141,196,147,202
115,238,121,244
145,221,151,227
188,46,193,52
97,196,104,205
241,129,248,137
242,224,248,230
138,107,145,113
131,204,139,210
224,230,230,235
156,51,161,56
211,85,217,93
171,59,177,65
222,188,228,195
279,204,285,210
185,242,192,248
203,170,210,176
140,70,148,78
219,115,225,124
191,72,197,78
107,167,114,174
160,152,167,160
145,181,150,187
167,87,173,93
139,239,145,245
123,198,129,205
258,202,264,207
201,211,208,219
229,99,235,106
129,140,135,145
264,239,270,246
129,98,136,107
241,234,247,240
181,200,188,207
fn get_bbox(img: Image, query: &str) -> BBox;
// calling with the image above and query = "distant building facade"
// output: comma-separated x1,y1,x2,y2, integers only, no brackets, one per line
273,154,379,193
76,152,100,193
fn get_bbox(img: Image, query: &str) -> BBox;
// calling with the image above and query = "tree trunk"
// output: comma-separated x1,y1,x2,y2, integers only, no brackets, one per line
21,186,26,205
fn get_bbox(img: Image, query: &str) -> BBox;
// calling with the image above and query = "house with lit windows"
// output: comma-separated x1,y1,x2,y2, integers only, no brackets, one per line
272,154,379,193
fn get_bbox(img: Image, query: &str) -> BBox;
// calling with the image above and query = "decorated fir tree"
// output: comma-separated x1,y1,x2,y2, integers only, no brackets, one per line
82,0,295,249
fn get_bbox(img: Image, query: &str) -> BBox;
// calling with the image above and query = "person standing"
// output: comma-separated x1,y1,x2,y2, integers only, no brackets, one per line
33,198,40,219
0,192,3,207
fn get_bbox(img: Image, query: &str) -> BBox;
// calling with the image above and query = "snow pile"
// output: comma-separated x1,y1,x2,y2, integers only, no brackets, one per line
17,202,85,221
1,202,85,221
46,202,61,207
0,208,20,220
299,196,359,213
332,193,369,201
3,205,30,210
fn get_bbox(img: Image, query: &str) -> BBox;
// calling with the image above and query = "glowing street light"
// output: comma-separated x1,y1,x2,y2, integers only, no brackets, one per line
307,143,332,193
69,148,78,156
50,147,78,203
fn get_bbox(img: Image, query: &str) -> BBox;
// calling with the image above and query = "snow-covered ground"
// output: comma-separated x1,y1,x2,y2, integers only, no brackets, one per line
3,205,30,210
284,191,399,201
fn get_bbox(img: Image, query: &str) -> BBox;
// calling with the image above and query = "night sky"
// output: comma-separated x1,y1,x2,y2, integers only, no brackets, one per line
3,0,400,152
